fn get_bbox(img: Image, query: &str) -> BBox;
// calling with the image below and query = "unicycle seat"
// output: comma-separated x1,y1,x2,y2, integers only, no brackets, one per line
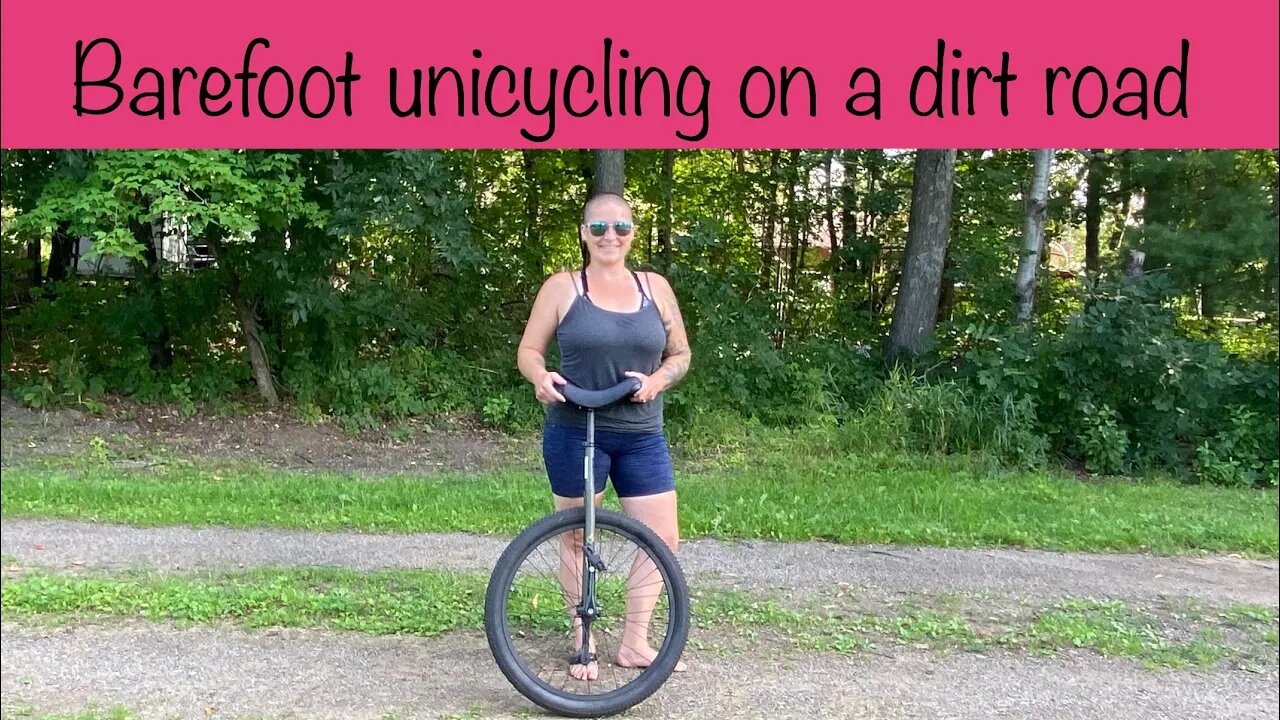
562,377,642,410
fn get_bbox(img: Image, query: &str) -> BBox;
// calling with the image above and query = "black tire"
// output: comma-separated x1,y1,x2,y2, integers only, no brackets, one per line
485,507,691,718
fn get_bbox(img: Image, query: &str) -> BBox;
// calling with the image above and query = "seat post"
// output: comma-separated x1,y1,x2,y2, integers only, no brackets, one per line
583,408,595,544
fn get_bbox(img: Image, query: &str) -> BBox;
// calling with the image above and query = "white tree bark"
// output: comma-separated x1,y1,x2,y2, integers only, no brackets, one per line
1014,149,1053,324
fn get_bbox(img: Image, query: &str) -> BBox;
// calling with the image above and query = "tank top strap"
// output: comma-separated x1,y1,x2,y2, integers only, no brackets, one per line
578,268,649,309
631,270,652,307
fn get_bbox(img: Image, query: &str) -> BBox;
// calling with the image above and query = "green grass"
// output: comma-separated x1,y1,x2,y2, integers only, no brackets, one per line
1220,603,1280,626
2,567,490,636
1,706,137,720
1019,598,1229,668
4,567,1275,670
3,452,1276,555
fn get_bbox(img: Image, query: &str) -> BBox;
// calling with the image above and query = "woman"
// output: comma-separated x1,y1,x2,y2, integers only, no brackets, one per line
516,191,691,681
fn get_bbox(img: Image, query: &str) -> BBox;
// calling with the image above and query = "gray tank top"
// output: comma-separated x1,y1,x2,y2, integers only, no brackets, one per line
546,269,667,433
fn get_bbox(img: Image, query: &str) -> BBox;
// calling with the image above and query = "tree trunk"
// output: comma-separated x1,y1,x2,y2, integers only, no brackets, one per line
1084,149,1105,273
866,156,883,319
838,151,858,290
592,150,625,196
522,151,543,276
837,151,862,330
1015,149,1053,323
885,149,957,365
253,226,288,358
759,150,781,293
131,213,174,372
25,239,42,291
786,150,803,277
658,149,674,265
46,222,76,283
1109,153,1134,251
781,150,804,344
1125,249,1146,277
578,150,594,202
1198,283,1217,319
824,151,838,300
207,230,280,406
1268,149,1279,305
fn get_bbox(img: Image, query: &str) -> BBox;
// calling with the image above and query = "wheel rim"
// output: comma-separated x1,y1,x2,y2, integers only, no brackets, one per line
491,515,683,703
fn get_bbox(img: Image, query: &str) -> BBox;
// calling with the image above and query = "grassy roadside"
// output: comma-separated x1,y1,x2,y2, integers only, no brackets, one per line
3,451,1277,556
3,566,1276,672
1,709,136,720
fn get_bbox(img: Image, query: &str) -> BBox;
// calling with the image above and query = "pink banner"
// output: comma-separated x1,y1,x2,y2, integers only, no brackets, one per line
2,0,1276,148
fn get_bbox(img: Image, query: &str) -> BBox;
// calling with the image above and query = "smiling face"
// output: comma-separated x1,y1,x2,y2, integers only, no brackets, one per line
580,194,634,267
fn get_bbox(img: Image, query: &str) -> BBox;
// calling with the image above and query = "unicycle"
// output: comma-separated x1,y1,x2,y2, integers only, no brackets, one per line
484,377,691,718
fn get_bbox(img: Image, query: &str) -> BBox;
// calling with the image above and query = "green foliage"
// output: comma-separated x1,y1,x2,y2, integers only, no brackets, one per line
1076,402,1129,475
13,151,324,260
957,273,1278,485
1132,150,1279,319
1195,406,1280,488
2,274,245,410
849,369,1047,466
3,149,1275,486
661,249,879,429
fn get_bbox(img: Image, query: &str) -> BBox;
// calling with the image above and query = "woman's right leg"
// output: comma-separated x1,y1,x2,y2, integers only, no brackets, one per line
544,423,609,681
553,491,606,680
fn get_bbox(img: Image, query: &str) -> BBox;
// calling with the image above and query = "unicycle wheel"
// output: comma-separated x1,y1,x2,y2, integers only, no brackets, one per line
484,506,690,717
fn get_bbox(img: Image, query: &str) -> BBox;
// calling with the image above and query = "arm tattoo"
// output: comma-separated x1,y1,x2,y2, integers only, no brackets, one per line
661,356,690,386
658,295,691,387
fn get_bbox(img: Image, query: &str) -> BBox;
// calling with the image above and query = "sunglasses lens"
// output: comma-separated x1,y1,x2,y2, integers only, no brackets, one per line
587,221,633,236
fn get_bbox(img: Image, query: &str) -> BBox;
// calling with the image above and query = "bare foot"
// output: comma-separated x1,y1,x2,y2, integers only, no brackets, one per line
569,622,598,681
615,643,687,672
569,654,599,681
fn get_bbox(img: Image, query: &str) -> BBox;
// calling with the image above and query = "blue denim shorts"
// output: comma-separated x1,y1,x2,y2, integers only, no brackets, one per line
542,423,676,498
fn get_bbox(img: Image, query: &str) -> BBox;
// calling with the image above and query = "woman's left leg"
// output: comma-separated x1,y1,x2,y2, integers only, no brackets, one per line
609,431,686,671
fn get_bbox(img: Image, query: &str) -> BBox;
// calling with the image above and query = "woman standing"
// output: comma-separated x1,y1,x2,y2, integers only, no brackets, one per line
516,191,691,680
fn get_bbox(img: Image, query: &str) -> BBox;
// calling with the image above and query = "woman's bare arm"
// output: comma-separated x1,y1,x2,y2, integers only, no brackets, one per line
650,273,692,391
517,272,571,403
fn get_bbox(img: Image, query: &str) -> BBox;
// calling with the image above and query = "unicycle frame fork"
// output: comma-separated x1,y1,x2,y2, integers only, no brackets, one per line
573,408,607,665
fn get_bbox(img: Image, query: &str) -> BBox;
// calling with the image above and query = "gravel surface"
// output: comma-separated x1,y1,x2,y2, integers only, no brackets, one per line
3,622,1275,720
3,518,1277,718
